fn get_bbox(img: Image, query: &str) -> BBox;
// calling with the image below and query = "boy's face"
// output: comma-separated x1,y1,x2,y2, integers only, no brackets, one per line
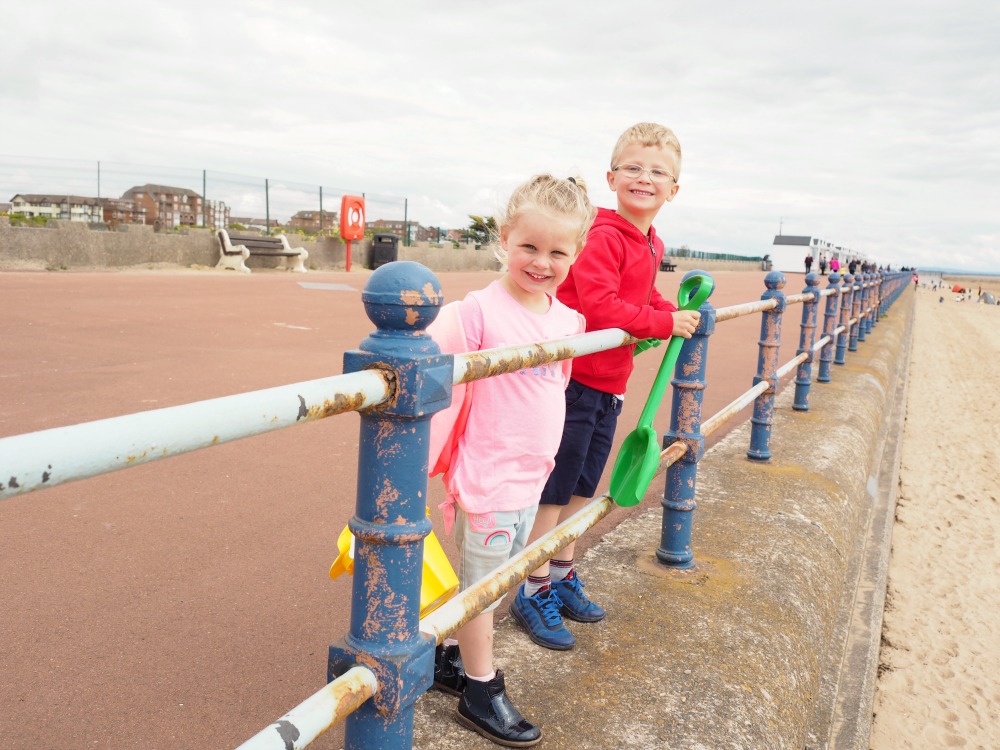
607,144,680,230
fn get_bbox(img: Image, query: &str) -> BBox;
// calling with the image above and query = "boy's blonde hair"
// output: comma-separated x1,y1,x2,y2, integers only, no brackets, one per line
610,122,682,180
493,174,596,266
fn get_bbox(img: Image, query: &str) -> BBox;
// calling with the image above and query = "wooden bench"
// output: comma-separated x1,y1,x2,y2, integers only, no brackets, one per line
216,229,309,273
659,258,677,272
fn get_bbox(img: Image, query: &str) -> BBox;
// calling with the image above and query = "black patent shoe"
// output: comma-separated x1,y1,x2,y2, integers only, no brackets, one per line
456,670,542,747
433,643,467,696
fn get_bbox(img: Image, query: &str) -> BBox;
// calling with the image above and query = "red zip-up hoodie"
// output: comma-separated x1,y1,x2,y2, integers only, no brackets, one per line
556,207,678,395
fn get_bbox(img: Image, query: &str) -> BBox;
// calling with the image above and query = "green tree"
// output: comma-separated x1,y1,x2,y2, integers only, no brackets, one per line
467,215,497,246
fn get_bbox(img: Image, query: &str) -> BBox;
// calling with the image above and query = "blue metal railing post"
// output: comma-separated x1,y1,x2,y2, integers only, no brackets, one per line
658,271,716,569
793,273,821,411
863,273,875,335
848,274,862,352
872,273,881,327
817,272,841,383
328,262,452,750
857,273,869,343
747,271,787,462
835,273,854,366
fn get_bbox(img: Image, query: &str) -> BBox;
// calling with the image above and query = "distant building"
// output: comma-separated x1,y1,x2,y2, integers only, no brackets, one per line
289,209,338,233
10,194,104,223
102,198,147,227
367,219,444,244
121,184,228,230
771,234,868,273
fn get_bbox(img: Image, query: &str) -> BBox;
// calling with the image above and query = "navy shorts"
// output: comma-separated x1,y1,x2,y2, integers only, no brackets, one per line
540,379,623,506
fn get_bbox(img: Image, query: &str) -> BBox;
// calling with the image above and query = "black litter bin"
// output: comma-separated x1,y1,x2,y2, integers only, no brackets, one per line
370,233,400,269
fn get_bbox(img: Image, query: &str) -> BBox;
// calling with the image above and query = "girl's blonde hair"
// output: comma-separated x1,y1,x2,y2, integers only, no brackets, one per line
493,174,596,267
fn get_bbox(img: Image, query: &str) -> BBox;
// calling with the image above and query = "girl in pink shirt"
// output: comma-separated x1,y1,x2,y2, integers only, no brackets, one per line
428,174,594,747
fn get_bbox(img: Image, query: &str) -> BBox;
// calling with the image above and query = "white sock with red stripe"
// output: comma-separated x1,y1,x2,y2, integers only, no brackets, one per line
524,574,549,597
550,558,574,583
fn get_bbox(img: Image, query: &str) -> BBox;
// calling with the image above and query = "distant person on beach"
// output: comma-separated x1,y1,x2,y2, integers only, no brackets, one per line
427,174,593,746
819,253,827,275
830,256,841,274
805,251,813,274
511,122,701,654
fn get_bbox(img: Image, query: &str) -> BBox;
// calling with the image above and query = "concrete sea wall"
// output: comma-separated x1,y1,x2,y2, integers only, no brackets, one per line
0,218,761,274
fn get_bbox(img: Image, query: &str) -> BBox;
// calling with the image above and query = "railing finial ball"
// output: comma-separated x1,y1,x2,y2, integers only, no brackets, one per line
764,270,786,289
361,261,443,333
361,260,444,340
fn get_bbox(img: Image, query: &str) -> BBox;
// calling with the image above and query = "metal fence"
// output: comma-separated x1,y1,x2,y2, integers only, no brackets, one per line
0,154,409,235
0,261,911,749
666,247,765,262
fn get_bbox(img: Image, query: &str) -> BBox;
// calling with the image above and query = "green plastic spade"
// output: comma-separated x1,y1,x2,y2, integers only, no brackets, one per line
608,273,714,507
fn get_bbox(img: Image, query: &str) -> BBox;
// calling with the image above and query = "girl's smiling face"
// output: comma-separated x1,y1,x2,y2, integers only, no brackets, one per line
499,208,580,311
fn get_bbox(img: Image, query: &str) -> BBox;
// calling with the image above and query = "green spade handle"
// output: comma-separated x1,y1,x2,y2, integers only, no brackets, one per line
634,274,715,429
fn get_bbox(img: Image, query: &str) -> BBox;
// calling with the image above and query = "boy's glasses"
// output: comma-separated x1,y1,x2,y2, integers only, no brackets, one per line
612,164,676,184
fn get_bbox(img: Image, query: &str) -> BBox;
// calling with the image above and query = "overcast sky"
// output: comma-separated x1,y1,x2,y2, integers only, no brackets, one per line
3,0,999,272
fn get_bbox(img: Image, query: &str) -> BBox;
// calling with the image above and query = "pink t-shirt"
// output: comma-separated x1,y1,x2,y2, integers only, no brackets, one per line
433,280,585,517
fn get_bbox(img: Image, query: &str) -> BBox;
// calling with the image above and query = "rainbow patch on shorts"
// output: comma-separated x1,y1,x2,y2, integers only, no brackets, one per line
483,530,511,547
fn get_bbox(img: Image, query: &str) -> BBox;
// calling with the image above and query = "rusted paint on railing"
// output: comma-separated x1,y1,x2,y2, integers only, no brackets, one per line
835,273,855,365
856,273,870,344
304,389,383,420
714,297,778,323
236,666,378,750
793,273,821,411
817,272,842,383
329,262,444,748
849,275,864,352
459,343,578,382
659,273,716,568
451,328,636,385
783,292,815,306
747,271,787,461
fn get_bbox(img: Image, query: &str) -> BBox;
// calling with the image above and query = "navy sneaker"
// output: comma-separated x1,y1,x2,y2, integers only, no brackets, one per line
551,571,606,623
510,585,575,651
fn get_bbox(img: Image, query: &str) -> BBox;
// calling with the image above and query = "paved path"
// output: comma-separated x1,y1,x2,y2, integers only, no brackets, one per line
0,267,803,749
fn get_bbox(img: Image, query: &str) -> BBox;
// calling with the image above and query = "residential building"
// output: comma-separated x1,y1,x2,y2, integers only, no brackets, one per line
10,194,104,223
102,198,147,227
367,219,442,244
121,184,228,230
289,209,338,234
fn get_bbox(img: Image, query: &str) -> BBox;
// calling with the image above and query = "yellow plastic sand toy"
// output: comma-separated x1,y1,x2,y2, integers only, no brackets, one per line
329,519,459,618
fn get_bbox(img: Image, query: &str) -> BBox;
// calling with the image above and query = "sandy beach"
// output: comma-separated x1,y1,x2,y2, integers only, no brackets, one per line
869,281,1000,749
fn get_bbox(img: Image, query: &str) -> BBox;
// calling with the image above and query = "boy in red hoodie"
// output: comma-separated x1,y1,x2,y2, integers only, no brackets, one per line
510,122,702,650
